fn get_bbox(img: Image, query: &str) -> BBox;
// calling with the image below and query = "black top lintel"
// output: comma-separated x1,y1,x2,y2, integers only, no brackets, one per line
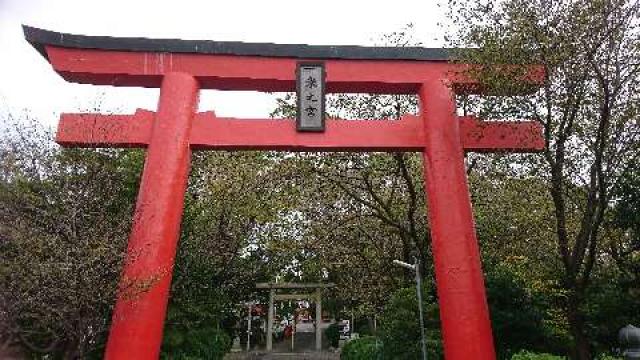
23,25,453,62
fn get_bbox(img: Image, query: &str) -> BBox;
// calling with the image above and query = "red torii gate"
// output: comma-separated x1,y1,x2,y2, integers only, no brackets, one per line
24,26,544,360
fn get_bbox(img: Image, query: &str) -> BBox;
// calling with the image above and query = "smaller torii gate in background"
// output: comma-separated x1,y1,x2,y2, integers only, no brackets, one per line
24,25,545,360
256,282,335,352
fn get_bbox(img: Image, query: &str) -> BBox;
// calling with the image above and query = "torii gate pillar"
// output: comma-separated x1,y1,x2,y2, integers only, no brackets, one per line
421,79,495,357
105,72,199,359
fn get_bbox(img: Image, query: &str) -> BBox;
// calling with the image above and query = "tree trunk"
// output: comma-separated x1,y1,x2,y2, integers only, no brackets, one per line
61,336,85,360
567,296,591,360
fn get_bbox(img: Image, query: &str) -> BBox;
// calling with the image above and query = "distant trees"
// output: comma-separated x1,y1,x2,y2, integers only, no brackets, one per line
0,117,141,357
164,150,302,353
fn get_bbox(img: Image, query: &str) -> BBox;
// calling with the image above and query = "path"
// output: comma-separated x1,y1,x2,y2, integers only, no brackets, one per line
225,322,339,360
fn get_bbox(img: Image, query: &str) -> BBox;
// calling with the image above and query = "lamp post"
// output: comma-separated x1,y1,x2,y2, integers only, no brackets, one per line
393,258,427,360
243,301,256,352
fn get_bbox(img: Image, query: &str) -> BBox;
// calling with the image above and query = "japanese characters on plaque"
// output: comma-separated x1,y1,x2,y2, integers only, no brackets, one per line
296,62,326,132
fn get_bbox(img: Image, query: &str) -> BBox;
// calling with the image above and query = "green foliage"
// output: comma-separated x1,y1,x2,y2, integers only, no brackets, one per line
582,271,640,355
340,336,383,360
161,326,231,360
510,350,564,360
610,161,640,286
354,319,373,336
378,285,442,359
375,266,558,359
613,162,640,238
325,323,340,348
485,263,549,358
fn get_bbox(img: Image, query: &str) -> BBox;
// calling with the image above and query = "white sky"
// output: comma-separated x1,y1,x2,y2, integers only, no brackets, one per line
0,0,448,128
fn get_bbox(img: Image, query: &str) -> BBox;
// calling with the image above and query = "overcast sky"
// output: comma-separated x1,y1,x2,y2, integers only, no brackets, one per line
0,0,448,128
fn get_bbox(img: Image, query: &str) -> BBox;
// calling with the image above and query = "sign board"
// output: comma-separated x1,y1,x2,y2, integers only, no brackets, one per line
338,319,351,340
296,62,326,132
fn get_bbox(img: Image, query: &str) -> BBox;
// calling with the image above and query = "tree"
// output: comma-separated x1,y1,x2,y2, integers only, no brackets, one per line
276,150,429,315
485,262,548,358
448,0,640,357
0,116,142,357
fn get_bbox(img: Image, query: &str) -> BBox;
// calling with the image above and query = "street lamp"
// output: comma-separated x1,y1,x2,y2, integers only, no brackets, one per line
393,257,428,360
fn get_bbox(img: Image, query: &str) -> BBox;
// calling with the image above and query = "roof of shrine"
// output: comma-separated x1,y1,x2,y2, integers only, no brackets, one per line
256,283,336,289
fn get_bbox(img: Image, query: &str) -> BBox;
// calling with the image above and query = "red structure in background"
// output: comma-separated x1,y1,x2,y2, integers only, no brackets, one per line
24,26,545,360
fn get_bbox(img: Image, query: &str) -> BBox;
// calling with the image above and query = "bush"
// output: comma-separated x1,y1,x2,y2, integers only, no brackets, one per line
340,336,383,360
161,327,231,360
325,323,340,348
595,355,622,360
510,350,564,360
378,285,443,359
485,264,548,358
355,319,373,336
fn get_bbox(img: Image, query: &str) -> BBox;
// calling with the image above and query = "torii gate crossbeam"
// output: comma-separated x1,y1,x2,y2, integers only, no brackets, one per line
24,25,545,360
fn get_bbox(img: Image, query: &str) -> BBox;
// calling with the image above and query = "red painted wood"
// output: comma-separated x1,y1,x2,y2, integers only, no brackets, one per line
44,46,544,94
191,114,423,151
420,80,496,360
448,64,546,95
459,116,544,152
104,72,199,360
56,111,543,152
57,109,154,148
